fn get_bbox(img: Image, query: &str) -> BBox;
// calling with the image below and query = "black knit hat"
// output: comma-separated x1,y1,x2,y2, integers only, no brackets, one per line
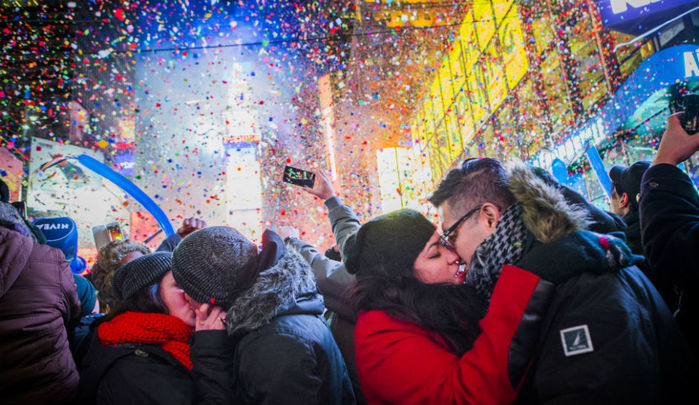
171,226,259,308
112,252,172,300
343,209,436,278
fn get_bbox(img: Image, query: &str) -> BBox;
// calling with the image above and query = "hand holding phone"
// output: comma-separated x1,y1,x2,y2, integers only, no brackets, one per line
282,166,316,188
652,113,699,166
669,93,699,135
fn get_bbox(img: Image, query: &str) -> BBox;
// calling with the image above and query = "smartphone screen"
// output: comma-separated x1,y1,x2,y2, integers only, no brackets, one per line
681,94,699,135
106,222,124,241
282,166,316,188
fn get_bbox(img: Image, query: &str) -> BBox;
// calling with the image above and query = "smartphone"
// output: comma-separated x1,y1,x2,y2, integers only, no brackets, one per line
669,93,699,135
681,94,699,135
282,165,316,188
106,222,124,241
92,222,124,250
10,201,26,219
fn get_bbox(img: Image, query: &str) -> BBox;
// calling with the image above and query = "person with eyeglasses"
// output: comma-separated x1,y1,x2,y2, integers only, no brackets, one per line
288,169,558,405
429,158,696,405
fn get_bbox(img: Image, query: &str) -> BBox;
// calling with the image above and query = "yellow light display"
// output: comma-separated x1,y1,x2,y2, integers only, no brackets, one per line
440,56,455,106
459,11,477,69
410,117,418,144
449,41,466,89
484,42,508,110
422,98,434,140
473,1,495,51
430,77,445,123
499,5,528,89
468,66,488,124
411,0,532,182
492,0,513,23
447,109,463,161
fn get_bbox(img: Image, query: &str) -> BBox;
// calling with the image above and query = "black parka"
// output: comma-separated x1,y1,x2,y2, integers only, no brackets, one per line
78,328,193,405
190,250,356,405
640,163,699,357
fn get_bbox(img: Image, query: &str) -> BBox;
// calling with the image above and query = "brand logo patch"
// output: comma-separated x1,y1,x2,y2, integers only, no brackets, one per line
560,325,594,357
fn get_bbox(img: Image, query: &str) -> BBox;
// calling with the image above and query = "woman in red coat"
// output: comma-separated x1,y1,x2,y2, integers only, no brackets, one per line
342,209,553,405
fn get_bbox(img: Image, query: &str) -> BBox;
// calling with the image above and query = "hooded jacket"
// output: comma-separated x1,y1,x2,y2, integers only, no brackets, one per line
504,162,695,405
284,196,380,405
0,226,81,405
191,249,355,405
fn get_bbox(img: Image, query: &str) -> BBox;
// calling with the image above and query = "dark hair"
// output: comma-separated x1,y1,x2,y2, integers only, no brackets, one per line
104,283,168,321
428,158,515,215
351,273,486,356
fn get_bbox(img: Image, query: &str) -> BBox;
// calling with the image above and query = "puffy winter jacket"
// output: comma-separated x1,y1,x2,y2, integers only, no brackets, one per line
0,226,81,405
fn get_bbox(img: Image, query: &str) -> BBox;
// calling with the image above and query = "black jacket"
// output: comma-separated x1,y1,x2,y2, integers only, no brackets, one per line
504,162,695,405
78,328,193,405
515,231,695,404
640,163,699,357
192,250,356,405
621,209,644,256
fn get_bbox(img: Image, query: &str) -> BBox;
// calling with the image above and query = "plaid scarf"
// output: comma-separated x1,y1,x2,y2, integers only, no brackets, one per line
466,203,527,302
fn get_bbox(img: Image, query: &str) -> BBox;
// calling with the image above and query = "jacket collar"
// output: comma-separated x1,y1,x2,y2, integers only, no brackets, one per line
506,160,590,244
225,250,322,335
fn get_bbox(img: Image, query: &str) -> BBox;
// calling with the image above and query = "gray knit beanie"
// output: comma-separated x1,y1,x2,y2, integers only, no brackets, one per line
112,252,172,300
171,226,259,308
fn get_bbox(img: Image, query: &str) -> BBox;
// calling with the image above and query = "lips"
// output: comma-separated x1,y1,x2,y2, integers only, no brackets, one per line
454,264,467,282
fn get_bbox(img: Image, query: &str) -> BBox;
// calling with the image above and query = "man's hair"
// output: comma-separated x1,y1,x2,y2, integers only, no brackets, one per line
611,182,639,210
428,158,515,214
90,239,150,312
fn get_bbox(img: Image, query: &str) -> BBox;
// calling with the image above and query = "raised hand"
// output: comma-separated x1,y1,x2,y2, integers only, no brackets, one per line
178,217,207,238
303,169,336,200
653,113,699,166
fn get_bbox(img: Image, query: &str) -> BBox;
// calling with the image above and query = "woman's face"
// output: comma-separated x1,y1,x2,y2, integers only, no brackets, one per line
413,231,465,285
159,271,196,328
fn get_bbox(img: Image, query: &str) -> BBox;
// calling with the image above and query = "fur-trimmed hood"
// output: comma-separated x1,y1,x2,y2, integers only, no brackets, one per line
506,160,590,243
224,249,322,336
506,161,643,280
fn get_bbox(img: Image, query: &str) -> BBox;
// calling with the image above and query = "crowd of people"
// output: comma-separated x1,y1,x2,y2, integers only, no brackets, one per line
0,113,698,405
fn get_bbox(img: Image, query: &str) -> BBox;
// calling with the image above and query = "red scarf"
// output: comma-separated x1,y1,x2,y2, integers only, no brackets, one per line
98,312,193,371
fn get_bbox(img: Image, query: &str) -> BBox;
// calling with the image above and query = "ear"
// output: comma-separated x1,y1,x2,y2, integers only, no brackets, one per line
619,192,630,208
480,203,502,231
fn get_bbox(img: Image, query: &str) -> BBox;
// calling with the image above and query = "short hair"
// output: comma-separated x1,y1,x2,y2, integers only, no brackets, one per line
90,239,150,312
428,158,515,215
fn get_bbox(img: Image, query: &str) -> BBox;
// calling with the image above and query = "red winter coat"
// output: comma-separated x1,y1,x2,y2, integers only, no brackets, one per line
0,227,81,405
354,266,550,405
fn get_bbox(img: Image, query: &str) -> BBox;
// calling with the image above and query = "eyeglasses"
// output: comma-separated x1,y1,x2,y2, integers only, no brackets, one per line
439,205,482,249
